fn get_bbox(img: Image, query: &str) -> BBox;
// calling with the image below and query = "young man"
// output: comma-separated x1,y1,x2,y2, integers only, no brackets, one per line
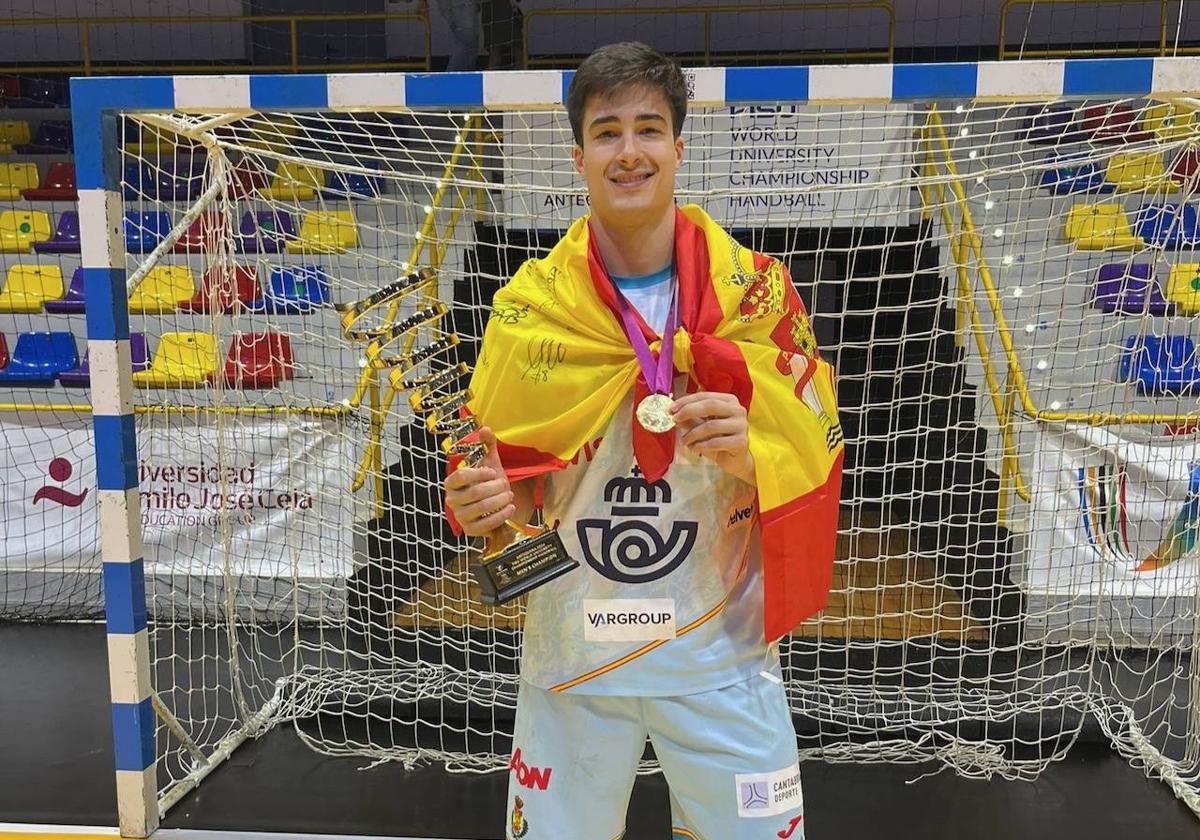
444,41,843,840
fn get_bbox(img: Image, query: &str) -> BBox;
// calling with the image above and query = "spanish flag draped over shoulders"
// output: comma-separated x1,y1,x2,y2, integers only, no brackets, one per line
461,204,844,642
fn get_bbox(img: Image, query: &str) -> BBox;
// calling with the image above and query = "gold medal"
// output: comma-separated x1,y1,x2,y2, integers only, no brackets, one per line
636,393,675,433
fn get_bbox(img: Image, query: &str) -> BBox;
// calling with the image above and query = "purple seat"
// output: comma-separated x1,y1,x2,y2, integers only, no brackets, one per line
60,333,150,388
155,159,203,201
1023,103,1086,145
43,268,85,314
235,210,297,254
1092,264,1172,315
32,211,80,254
14,120,71,154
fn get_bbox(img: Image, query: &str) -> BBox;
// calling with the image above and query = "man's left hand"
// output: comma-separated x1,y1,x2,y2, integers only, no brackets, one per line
670,391,756,485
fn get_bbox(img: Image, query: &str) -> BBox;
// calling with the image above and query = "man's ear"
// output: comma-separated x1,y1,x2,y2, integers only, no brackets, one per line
675,135,685,168
572,144,585,176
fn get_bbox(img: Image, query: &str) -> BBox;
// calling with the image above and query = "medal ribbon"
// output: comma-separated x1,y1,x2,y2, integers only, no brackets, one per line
613,279,679,396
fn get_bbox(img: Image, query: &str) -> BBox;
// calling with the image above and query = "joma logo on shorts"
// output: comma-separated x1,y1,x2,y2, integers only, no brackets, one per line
587,611,672,627
509,747,552,791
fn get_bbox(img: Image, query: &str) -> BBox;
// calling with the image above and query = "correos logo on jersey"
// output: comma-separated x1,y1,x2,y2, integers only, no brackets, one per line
575,466,698,584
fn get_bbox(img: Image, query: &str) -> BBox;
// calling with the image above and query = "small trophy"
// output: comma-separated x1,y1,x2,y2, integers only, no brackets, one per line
344,267,578,606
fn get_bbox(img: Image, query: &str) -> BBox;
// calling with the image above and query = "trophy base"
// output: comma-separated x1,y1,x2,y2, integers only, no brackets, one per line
473,528,579,605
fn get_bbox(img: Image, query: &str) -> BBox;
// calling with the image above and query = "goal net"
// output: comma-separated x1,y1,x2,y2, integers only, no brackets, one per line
7,66,1198,821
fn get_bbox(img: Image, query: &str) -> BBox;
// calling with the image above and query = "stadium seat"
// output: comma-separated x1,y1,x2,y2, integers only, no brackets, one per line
235,210,297,253
322,170,384,200
124,121,177,154
287,210,359,254
0,121,31,153
123,160,154,200
0,162,38,200
242,116,301,153
1022,103,1085,145
1142,103,1197,142
1083,104,1151,144
1134,203,1200,249
1105,152,1169,192
218,332,295,389
0,265,64,313
1092,264,1171,315
0,78,18,107
14,120,71,154
0,332,77,386
260,161,326,201
250,265,332,314
180,265,262,313
0,334,7,369
1165,264,1200,315
228,163,269,199
1120,335,1200,395
22,161,76,201
16,77,68,107
173,210,231,254
44,268,85,314
60,332,150,388
0,210,51,252
133,332,220,388
1040,158,1112,194
127,266,197,314
1169,149,1200,191
32,211,80,254
155,159,203,201
1064,203,1142,250
124,211,171,253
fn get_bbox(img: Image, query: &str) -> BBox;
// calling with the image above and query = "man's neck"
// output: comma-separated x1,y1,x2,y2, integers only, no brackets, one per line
589,207,676,278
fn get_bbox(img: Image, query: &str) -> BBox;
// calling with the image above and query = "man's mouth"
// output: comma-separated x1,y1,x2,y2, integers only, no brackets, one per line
609,171,654,186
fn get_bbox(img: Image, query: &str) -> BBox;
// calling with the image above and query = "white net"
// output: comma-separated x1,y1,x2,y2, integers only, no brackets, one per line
3,89,1198,816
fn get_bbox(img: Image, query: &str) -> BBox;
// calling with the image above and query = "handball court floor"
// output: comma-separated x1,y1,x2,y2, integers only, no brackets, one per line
3,515,1198,839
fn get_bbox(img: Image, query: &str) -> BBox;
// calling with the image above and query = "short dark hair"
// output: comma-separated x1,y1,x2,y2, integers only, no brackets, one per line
566,42,688,146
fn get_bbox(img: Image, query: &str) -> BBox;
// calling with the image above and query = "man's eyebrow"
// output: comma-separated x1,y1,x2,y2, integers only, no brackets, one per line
587,113,668,129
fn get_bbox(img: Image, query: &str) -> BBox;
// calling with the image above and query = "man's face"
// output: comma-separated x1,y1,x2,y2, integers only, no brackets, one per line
573,85,685,229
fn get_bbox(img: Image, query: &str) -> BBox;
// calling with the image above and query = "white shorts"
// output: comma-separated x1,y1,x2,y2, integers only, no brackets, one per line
505,672,805,840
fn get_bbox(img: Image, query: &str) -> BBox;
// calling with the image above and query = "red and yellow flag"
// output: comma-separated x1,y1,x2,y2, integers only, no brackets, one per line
460,204,844,641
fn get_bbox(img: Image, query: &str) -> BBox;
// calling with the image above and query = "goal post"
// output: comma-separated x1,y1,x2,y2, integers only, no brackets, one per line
65,57,1200,835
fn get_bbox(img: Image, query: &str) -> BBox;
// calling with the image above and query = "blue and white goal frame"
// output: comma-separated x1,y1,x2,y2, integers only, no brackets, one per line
70,56,1200,836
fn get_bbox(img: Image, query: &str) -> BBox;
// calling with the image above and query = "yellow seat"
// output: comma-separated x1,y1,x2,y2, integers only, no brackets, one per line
128,266,197,314
1142,103,1197,141
242,116,301,154
0,163,38,200
286,210,358,254
0,210,52,252
1105,152,1169,192
133,332,219,388
0,121,31,154
1064,203,1142,251
0,264,64,313
1166,264,1200,315
124,121,177,154
260,161,325,201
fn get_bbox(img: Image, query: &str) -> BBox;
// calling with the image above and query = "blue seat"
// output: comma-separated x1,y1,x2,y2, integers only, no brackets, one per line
1134,203,1200,249
1119,335,1200,395
1040,158,1113,195
124,211,171,253
0,331,78,386
249,265,331,315
321,170,384,200
123,161,154,200
14,120,71,154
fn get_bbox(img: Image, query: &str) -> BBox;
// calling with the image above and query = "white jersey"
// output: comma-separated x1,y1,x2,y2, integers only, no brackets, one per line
519,376,776,696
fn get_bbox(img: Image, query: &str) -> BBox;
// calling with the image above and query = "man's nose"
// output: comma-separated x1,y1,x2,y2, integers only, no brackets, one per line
616,131,639,164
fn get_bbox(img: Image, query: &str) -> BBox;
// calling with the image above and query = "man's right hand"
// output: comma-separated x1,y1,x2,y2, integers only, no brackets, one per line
445,426,517,537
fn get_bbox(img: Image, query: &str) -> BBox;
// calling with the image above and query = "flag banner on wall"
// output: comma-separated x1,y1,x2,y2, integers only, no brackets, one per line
1,414,354,579
1025,423,1200,597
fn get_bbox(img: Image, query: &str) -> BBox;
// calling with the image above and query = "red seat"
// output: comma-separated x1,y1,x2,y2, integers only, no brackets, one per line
227,163,268,199
1170,149,1200,190
219,332,294,389
22,162,77,201
1083,104,1151,144
173,210,231,254
0,78,18,107
179,265,261,313
0,334,8,369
